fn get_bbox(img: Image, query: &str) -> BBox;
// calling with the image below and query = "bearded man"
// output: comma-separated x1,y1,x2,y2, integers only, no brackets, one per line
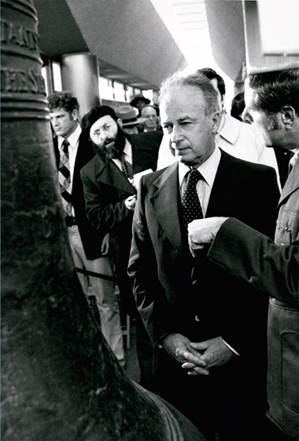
80,105,162,391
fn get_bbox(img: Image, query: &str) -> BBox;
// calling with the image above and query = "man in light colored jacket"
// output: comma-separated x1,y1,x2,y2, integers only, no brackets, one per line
187,68,299,441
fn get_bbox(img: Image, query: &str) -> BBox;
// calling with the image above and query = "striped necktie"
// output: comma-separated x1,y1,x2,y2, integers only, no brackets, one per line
58,139,72,215
181,169,203,231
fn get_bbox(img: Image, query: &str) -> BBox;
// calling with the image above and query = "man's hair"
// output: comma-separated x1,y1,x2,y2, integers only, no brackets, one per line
159,70,219,115
47,92,79,113
141,104,157,115
247,68,299,116
231,92,245,121
197,67,226,97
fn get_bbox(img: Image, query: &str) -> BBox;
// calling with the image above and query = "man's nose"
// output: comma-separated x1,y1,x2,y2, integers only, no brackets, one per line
100,131,109,142
241,106,253,124
171,125,183,144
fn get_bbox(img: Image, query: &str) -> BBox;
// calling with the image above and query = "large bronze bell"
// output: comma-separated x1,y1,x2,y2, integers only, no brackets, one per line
1,1,206,440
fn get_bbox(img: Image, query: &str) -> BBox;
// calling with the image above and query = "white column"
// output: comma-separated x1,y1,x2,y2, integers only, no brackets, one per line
61,53,100,117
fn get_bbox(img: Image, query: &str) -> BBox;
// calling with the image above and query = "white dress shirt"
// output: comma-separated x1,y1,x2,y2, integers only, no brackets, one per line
217,113,280,188
289,148,299,172
112,138,133,170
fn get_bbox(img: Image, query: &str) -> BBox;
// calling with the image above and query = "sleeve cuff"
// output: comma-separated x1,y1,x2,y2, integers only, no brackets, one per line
220,337,240,356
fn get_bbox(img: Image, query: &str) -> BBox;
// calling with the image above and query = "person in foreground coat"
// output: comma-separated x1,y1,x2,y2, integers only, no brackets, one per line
187,68,299,441
128,71,280,441
80,105,162,391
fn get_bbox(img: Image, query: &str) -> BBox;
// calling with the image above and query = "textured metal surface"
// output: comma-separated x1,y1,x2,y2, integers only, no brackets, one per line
1,1,206,440
1,0,49,120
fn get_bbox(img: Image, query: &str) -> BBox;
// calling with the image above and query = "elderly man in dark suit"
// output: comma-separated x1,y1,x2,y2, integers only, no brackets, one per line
187,68,299,441
128,71,280,441
80,105,162,391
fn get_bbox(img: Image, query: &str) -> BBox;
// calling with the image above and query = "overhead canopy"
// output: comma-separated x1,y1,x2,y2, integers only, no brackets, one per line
204,0,299,80
34,0,188,90
204,0,245,83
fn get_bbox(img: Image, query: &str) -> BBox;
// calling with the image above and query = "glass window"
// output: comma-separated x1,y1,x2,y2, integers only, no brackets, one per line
126,85,134,102
114,81,126,102
52,62,62,91
41,67,49,96
99,76,114,100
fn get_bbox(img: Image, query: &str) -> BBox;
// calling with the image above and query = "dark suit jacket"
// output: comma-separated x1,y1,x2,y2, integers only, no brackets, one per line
128,148,280,439
53,133,103,260
128,150,280,354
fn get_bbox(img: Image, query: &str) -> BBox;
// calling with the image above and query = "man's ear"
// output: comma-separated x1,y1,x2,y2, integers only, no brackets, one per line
117,117,123,128
220,95,225,111
281,105,295,128
71,109,79,122
212,110,221,135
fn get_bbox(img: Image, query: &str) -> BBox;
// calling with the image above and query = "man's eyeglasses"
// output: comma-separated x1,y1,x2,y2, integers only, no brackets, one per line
90,122,114,139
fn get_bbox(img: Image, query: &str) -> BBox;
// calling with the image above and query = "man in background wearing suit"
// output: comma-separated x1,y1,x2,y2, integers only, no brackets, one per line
128,71,280,440
80,105,162,391
187,68,299,441
48,93,125,366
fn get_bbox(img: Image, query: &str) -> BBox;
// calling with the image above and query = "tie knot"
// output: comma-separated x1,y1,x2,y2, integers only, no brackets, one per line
62,139,70,156
181,168,204,232
186,168,202,186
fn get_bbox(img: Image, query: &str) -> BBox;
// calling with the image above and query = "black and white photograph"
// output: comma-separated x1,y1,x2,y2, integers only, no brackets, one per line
2,1,299,440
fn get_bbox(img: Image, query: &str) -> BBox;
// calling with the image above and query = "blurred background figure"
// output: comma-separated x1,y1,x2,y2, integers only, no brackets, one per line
140,105,159,131
116,105,146,134
130,93,150,116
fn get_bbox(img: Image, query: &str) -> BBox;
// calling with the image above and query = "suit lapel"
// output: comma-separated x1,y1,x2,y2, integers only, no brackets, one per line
53,136,60,169
206,151,234,216
94,154,135,195
131,142,141,174
73,136,93,177
278,160,299,208
131,139,153,174
150,163,185,256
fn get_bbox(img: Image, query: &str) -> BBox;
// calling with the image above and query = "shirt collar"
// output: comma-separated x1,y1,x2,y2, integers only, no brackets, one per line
58,123,81,149
123,137,133,163
178,145,221,188
217,113,240,145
